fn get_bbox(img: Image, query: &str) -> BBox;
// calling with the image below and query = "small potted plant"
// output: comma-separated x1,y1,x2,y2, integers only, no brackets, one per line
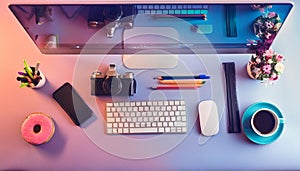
247,49,284,84
16,60,46,88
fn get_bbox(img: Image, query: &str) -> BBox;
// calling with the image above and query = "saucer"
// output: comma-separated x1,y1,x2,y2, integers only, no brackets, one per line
242,102,285,144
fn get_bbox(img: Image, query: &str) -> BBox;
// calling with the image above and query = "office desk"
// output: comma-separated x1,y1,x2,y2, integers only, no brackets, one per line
1,0,300,170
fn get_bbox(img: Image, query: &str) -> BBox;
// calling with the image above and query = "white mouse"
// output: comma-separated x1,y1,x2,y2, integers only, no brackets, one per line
198,100,219,136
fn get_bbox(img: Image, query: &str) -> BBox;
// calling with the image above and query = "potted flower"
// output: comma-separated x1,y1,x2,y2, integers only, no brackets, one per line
247,49,284,83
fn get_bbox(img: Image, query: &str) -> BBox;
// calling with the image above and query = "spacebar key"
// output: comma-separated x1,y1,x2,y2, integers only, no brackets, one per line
130,128,158,133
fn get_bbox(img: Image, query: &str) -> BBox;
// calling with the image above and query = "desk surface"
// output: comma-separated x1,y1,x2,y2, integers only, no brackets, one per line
1,0,300,170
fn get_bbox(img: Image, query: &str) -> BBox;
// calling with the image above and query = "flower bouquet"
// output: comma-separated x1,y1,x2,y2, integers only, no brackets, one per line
247,49,284,83
253,12,282,44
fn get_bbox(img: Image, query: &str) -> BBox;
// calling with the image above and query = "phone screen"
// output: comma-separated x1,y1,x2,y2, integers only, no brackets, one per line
52,82,93,126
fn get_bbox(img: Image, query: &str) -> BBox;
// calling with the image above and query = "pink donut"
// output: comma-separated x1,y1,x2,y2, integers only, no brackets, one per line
21,113,55,145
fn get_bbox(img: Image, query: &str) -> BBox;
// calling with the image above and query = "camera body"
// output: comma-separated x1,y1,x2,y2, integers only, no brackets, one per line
91,64,136,96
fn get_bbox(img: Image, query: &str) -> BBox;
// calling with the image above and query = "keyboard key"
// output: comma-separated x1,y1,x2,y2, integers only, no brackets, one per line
158,127,165,133
201,9,208,14
174,121,186,127
160,5,166,9
163,101,169,106
130,127,158,133
107,128,113,134
194,10,201,14
142,5,148,9
107,112,113,117
175,10,181,14
188,10,194,14
118,128,123,133
107,118,115,123
136,5,142,9
181,10,187,14
124,128,129,133
193,5,202,9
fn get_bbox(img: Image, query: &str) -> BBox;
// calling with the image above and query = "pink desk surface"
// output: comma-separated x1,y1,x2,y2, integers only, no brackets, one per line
1,0,300,170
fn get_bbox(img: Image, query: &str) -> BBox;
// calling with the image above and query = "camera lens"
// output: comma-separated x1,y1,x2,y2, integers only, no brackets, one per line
102,76,122,95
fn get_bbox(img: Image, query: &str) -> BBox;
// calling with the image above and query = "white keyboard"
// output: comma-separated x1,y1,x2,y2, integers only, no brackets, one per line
106,100,187,134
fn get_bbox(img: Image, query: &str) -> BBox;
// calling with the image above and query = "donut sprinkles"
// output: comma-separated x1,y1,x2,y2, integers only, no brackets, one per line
21,113,55,145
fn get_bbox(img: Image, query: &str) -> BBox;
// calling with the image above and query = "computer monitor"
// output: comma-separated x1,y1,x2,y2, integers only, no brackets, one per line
9,2,293,68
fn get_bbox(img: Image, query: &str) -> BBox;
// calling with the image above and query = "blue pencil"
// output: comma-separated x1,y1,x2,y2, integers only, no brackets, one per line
154,74,210,80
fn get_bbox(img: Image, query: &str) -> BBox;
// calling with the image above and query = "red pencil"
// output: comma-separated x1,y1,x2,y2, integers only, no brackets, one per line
151,84,202,90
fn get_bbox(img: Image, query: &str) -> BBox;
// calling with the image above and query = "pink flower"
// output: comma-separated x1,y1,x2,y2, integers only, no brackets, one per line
270,73,278,81
255,57,261,63
268,12,276,18
265,32,272,40
265,49,274,58
276,55,284,62
265,21,274,29
262,64,272,74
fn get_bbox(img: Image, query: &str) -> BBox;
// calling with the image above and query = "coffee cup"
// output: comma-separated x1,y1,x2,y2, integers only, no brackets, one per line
250,108,285,137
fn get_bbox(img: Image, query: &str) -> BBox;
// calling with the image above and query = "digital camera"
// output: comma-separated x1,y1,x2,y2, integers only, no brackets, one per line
91,64,137,96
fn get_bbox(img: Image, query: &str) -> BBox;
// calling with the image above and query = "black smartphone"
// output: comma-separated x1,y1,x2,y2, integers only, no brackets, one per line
52,82,93,126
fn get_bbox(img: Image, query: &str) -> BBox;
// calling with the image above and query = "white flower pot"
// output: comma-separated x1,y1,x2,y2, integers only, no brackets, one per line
33,70,46,88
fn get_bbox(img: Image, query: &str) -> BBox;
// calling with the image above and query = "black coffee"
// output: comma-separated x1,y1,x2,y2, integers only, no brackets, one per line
253,110,276,134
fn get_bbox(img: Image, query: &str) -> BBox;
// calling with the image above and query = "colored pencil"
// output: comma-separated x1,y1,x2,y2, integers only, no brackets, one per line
151,84,203,90
159,79,205,85
154,74,210,80
23,59,33,79
34,61,40,76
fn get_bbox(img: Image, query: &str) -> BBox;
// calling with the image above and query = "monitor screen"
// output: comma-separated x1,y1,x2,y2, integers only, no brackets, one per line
9,3,293,54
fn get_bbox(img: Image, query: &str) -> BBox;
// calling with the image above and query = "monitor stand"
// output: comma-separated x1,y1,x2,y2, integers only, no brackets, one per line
122,27,179,69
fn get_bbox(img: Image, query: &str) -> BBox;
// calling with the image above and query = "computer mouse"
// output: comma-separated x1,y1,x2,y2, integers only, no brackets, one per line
198,100,219,136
